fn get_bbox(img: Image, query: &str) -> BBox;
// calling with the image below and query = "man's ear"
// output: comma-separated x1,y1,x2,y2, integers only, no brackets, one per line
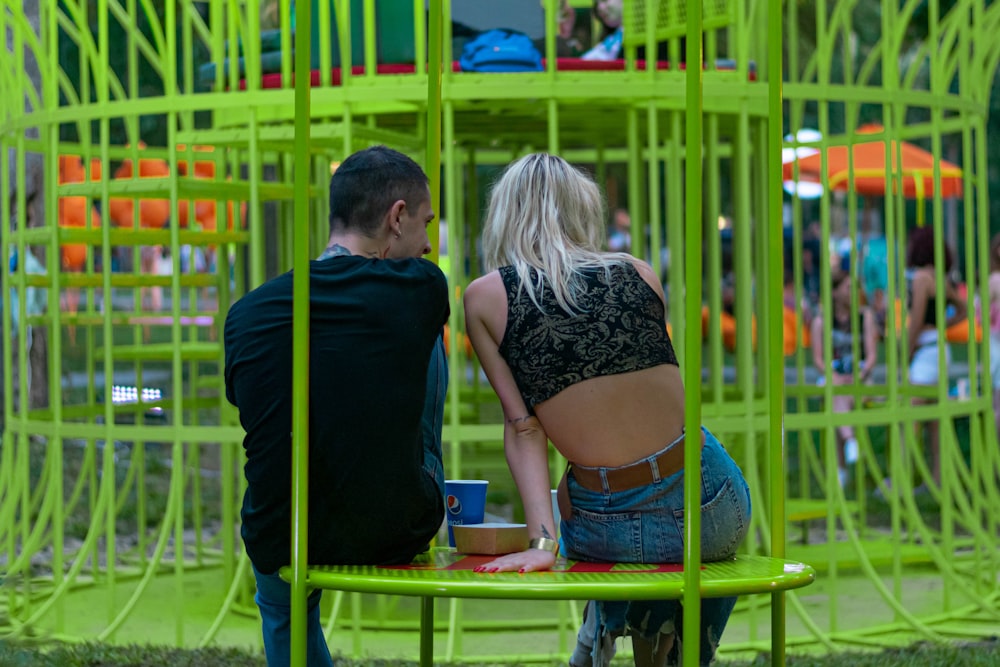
388,199,407,234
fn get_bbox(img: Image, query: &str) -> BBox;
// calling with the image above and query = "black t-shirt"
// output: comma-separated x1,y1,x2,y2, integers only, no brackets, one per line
224,255,450,574
497,263,677,411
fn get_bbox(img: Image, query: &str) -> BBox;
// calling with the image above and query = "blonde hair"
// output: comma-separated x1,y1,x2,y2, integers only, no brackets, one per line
481,153,633,313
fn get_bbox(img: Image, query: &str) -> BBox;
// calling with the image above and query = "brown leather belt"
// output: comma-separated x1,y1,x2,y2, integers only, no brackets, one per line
570,433,701,493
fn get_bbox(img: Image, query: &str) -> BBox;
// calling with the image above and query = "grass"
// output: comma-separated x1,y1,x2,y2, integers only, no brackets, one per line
0,640,997,666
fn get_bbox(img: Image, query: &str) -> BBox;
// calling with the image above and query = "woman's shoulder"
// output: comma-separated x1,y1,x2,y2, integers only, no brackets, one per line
467,268,503,287
910,267,936,289
619,254,653,275
464,270,506,307
616,255,665,299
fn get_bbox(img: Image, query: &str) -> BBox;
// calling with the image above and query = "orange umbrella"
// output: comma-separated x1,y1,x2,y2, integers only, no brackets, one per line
782,124,963,201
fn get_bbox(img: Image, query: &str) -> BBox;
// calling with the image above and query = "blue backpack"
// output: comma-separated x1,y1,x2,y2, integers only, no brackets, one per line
459,28,543,73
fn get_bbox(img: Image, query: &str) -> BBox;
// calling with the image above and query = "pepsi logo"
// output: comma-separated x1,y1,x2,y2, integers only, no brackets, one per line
447,494,462,515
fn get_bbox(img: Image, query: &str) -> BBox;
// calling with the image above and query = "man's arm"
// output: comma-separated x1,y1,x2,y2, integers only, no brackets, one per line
222,302,242,407
421,334,448,498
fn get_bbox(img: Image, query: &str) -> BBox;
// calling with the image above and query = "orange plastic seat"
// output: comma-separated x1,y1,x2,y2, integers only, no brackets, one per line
176,144,216,229
108,144,171,228
442,323,473,358
783,306,810,352
176,144,218,179
57,155,102,273
58,195,97,272
59,154,103,183
886,298,979,343
60,242,88,272
700,306,806,355
946,317,982,344
188,197,246,232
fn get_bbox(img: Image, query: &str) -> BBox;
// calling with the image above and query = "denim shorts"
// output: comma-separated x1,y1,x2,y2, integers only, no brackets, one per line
561,427,751,666
910,330,950,386
562,427,751,564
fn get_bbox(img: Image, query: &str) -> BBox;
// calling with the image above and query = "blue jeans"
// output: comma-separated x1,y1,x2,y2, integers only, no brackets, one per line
250,337,448,665
252,564,334,667
562,428,751,666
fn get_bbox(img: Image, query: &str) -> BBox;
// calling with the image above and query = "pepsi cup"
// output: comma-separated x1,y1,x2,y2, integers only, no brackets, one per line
444,479,488,548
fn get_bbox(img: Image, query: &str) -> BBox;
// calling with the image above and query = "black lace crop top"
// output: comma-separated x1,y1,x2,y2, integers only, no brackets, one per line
497,263,679,411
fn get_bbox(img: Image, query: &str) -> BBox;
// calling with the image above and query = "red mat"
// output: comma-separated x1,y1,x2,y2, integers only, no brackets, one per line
383,554,686,573
246,59,753,90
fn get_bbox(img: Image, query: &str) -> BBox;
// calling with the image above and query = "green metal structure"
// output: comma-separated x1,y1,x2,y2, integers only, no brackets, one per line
0,0,997,663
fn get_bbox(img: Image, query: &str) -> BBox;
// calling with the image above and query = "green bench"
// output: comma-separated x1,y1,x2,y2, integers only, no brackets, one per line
281,549,816,667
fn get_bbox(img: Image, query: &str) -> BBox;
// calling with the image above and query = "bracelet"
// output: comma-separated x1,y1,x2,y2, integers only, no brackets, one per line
528,537,559,555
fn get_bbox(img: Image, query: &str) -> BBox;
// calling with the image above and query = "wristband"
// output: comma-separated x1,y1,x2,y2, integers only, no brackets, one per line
528,537,559,555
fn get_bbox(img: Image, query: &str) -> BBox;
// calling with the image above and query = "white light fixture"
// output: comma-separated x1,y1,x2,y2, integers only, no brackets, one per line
783,180,825,199
783,128,824,198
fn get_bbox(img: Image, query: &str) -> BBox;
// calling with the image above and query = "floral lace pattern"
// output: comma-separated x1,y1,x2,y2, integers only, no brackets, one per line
497,263,678,409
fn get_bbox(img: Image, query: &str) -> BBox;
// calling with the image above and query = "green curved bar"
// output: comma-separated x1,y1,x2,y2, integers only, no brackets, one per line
280,552,815,602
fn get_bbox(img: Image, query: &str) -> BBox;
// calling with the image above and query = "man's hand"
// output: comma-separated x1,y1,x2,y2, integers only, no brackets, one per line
473,548,557,574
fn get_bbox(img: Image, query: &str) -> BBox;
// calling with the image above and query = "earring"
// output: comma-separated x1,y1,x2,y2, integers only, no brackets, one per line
394,231,401,239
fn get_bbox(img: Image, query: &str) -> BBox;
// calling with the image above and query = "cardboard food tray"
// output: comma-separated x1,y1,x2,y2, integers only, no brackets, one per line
452,522,528,555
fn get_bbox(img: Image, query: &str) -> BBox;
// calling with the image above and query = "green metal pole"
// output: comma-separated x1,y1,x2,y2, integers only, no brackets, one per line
420,596,434,667
704,114,722,406
426,5,444,662
93,0,119,636
626,108,641,256
682,0,703,666
767,0,787,666
162,0,188,647
290,0,313,664
427,0,443,212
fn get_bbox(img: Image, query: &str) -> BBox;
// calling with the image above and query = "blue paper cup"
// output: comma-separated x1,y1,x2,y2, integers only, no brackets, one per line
445,480,489,548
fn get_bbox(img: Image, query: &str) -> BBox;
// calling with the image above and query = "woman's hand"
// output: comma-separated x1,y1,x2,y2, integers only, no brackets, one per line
473,548,557,574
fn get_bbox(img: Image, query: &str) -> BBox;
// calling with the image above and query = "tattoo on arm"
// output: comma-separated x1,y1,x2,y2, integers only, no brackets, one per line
506,415,532,425
541,525,553,540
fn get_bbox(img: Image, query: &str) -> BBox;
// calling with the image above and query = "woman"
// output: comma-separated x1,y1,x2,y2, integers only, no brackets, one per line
988,234,1000,441
905,225,965,487
810,270,879,487
463,154,751,667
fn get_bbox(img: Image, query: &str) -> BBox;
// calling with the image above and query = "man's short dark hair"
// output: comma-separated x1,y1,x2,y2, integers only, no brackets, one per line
328,146,429,236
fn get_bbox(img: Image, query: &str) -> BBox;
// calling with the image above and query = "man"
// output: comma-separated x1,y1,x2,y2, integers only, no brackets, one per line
224,145,449,666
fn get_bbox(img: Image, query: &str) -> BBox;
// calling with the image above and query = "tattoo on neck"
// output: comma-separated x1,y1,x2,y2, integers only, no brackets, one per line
317,243,353,261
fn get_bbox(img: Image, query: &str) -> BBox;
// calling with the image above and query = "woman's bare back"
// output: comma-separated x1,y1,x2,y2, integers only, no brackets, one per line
534,364,687,467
